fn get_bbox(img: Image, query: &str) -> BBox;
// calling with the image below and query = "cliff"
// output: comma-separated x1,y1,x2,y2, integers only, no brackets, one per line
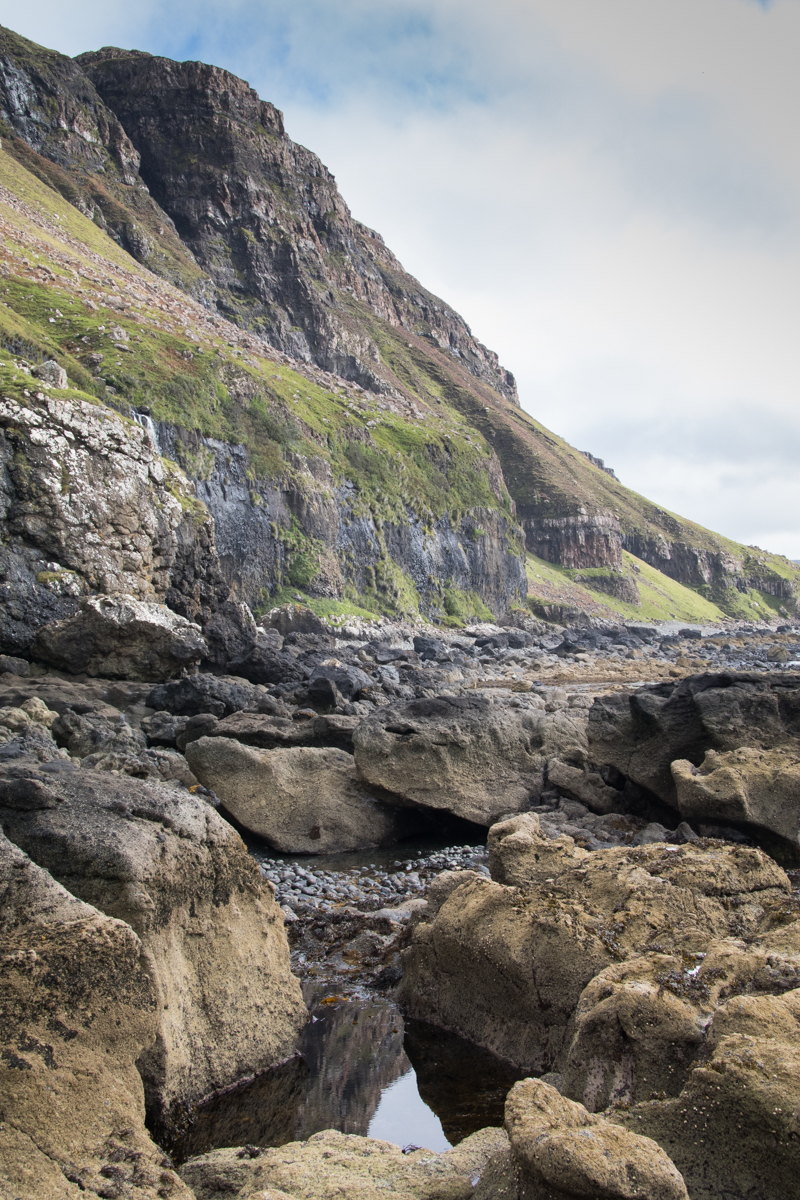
0,23,797,630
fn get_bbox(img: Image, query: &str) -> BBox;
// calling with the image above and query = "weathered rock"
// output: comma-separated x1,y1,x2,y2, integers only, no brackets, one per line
146,672,282,718
0,390,224,655
32,594,208,680
399,816,789,1071
614,1030,800,1200
0,653,30,676
588,672,800,809
0,763,307,1124
186,735,415,853
181,1126,508,1200
263,604,329,639
0,709,68,763
52,707,147,758
202,599,266,669
308,661,373,703
505,1079,688,1200
672,745,800,849
142,709,189,747
0,829,193,1200
353,696,585,825
210,710,359,751
32,358,68,388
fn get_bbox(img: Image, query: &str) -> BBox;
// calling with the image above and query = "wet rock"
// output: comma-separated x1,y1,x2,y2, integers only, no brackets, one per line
32,594,208,680
186,735,416,853
0,829,193,1200
0,764,307,1124
146,672,281,718
505,1079,688,1200
353,695,566,825
181,1125,508,1200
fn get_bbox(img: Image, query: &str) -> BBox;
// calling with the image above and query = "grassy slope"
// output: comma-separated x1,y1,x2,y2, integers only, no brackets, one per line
0,147,516,620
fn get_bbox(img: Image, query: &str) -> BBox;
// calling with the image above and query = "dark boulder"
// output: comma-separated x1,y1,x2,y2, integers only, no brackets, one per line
146,673,283,718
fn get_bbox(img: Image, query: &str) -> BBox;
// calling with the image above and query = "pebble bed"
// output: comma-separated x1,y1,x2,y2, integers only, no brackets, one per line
256,844,490,916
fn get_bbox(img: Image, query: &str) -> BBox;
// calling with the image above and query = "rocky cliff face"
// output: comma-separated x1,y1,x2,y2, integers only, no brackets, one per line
0,23,798,623
77,48,518,407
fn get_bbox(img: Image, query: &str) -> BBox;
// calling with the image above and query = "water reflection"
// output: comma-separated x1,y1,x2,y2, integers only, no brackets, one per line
169,992,524,1165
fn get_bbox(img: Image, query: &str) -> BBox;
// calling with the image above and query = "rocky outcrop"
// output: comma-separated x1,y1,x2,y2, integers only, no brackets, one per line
502,1079,688,1200
587,672,800,850
0,829,193,1200
32,594,208,680
398,814,789,1071
0,24,204,289
77,48,518,406
180,1126,508,1200
185,735,416,854
353,695,588,826
0,390,225,654
0,763,307,1128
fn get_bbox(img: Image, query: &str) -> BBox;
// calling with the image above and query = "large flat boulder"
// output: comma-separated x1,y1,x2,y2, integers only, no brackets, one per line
672,745,800,848
353,696,587,825
181,1126,508,1200
32,594,208,680
186,736,415,853
0,829,193,1200
0,762,306,1128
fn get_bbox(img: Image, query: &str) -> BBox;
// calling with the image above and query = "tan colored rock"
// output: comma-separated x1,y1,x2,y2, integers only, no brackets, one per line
33,593,208,680
0,829,193,1200
181,1126,508,1200
615,1032,800,1200
186,735,413,853
672,745,800,848
353,695,556,825
506,1079,687,1200
0,766,306,1125
400,822,789,1071
546,757,622,814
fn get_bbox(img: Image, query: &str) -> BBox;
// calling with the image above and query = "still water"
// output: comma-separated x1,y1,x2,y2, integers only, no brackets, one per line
169,987,523,1164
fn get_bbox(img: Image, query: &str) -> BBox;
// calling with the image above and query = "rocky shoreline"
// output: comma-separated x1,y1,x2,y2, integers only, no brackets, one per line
3,596,800,1198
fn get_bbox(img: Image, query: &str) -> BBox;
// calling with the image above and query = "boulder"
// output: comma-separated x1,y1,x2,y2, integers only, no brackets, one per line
32,358,68,388
0,829,192,1200
185,735,415,854
32,594,208,680
504,1079,687,1200
307,661,373,703
146,672,283,718
181,1126,508,1200
0,763,307,1126
587,672,800,811
263,603,329,638
353,696,577,825
672,746,800,848
399,817,789,1071
52,708,147,759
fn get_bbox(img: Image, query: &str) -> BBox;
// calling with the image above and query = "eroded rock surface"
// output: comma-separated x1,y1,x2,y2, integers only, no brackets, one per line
0,829,193,1200
0,764,306,1125
180,1126,508,1200
186,735,415,853
353,695,587,825
32,594,208,680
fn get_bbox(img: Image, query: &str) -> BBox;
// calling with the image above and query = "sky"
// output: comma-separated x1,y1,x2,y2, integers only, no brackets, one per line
5,0,800,556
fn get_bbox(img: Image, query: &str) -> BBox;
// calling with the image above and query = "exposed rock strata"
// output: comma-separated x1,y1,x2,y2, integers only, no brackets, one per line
0,764,307,1125
0,390,224,654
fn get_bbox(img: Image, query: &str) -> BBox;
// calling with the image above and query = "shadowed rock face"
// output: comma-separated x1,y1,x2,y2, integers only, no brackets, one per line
0,763,307,1127
77,48,518,407
588,672,800,851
